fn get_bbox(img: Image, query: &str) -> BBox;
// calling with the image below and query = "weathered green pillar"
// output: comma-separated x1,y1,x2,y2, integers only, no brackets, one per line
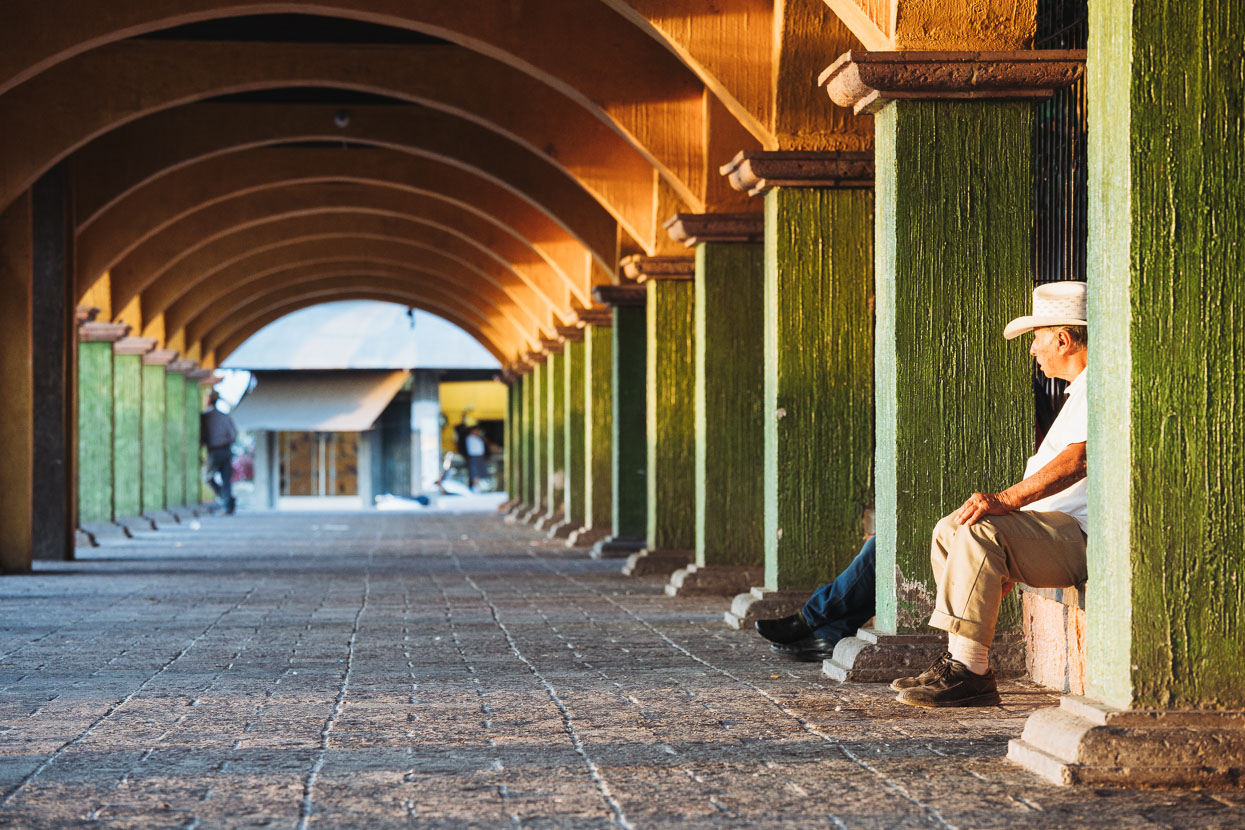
112,337,152,521
504,369,528,517
140,349,176,516
717,152,876,629
818,54,1075,679
1009,8,1245,786
535,343,566,529
502,372,515,505
164,366,187,508
517,370,532,510
522,355,549,523
616,257,697,577
185,372,204,506
76,322,128,526
591,284,647,557
568,311,614,548
662,214,766,597
550,329,586,539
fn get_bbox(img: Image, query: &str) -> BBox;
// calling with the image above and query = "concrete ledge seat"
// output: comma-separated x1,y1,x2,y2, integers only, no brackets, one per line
1018,581,1088,694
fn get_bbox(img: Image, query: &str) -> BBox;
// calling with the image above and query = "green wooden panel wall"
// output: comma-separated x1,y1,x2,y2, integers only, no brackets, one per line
140,363,166,513
584,324,613,531
646,279,695,551
873,100,1031,632
113,354,142,518
695,241,765,568
1087,0,1245,709
77,341,113,523
612,305,647,539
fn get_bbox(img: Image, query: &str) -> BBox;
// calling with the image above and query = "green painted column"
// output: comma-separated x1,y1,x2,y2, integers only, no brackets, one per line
503,375,515,501
164,370,186,508
872,103,1031,636
140,350,176,514
644,268,696,556
573,316,613,547
185,376,202,506
111,338,150,519
517,372,532,508
591,285,647,555
1088,5,1245,707
76,325,128,524
1009,8,1245,787
529,357,548,519
558,333,587,535
719,154,879,625
539,346,566,525
764,186,875,592
693,237,765,570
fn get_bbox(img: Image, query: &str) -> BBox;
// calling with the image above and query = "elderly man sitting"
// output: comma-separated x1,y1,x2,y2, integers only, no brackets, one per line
756,281,1090,708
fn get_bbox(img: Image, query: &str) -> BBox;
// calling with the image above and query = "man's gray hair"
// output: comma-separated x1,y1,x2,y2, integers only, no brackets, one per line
1041,324,1087,349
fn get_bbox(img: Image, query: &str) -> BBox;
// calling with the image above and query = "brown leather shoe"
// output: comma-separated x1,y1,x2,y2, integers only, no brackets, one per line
896,659,1000,708
889,652,952,691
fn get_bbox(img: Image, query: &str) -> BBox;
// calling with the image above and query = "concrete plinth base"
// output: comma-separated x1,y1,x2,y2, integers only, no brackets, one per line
591,535,646,559
1008,696,1245,788
502,505,533,524
665,564,764,597
115,515,157,534
547,520,581,540
78,522,132,545
622,548,693,577
823,627,1025,683
142,510,181,528
74,528,96,548
567,525,609,548
166,505,199,521
531,511,562,531
723,587,809,630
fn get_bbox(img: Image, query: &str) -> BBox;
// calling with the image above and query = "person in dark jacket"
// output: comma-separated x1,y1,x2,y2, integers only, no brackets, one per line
201,390,238,514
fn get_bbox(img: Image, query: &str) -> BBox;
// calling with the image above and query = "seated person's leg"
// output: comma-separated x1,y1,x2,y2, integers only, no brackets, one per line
800,535,875,639
897,510,1086,707
755,536,876,662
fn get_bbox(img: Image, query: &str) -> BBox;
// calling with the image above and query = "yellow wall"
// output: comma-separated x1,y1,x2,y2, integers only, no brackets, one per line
439,380,506,451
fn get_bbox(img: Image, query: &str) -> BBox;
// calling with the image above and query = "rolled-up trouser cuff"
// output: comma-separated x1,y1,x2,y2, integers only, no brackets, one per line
928,609,993,646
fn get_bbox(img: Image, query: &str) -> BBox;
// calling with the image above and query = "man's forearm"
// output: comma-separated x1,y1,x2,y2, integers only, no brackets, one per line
999,442,1086,508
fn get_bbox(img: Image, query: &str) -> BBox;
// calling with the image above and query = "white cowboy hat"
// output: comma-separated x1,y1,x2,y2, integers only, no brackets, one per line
1004,281,1088,340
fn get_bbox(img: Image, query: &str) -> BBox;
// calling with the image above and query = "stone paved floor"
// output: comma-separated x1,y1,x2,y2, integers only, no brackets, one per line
1,512,1241,829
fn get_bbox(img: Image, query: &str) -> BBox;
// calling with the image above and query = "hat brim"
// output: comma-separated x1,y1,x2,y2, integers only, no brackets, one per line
1004,315,1088,340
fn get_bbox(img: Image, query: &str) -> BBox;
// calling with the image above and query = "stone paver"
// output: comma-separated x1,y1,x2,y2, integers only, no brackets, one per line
0,512,1241,829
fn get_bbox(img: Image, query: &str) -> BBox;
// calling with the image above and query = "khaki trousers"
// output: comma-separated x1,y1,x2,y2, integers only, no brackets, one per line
928,510,1087,645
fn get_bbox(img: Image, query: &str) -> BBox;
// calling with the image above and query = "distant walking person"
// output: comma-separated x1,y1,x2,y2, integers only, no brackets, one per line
465,426,489,491
201,390,238,514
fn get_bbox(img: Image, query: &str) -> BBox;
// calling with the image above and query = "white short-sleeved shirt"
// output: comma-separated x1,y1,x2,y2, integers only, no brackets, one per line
1019,368,1088,531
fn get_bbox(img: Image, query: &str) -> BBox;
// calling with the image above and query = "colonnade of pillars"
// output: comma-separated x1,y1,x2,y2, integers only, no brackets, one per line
502,40,1244,786
75,315,210,537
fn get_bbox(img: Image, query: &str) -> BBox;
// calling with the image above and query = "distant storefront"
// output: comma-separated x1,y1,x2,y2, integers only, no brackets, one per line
232,369,441,509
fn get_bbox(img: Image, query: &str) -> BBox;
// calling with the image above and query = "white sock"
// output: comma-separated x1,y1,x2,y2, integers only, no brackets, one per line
949,634,989,675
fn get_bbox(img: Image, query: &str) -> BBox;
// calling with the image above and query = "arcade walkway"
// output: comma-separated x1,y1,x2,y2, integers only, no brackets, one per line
0,513,1238,829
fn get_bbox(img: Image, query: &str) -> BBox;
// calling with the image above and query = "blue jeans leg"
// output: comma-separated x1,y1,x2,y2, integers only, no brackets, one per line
801,536,876,642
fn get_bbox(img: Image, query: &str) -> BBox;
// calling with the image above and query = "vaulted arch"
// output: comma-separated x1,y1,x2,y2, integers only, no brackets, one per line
73,101,665,252
182,266,527,349
145,223,568,343
212,288,509,364
0,6,722,214
79,147,610,312
110,182,563,328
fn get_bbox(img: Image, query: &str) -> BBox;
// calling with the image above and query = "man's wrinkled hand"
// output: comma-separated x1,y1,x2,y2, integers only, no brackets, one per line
954,491,1017,527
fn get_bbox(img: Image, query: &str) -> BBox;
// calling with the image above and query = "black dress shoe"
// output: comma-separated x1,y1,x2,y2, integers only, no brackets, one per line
754,613,812,645
771,636,839,662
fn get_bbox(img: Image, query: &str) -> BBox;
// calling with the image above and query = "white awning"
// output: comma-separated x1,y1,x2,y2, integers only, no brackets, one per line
230,370,409,432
